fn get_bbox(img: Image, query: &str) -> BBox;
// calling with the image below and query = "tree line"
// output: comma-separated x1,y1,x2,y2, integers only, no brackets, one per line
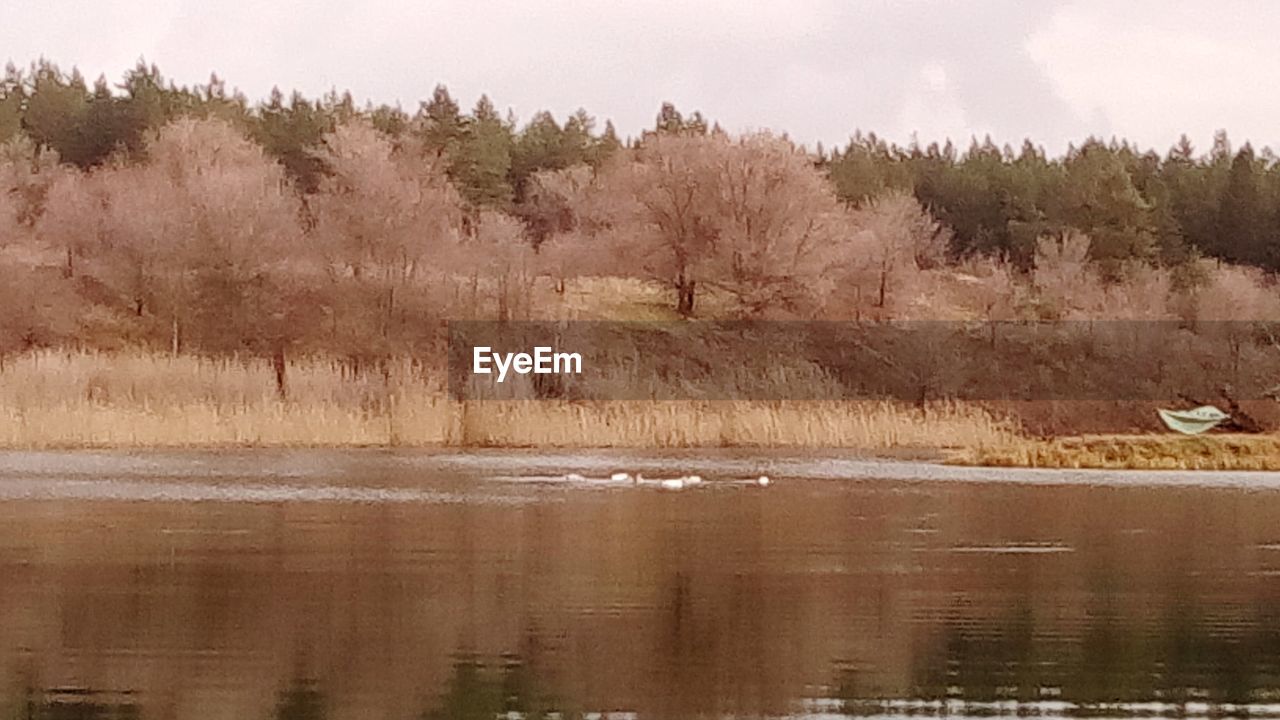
5,60,1280,275
2,59,1280,379
0,60,621,204
826,130,1280,274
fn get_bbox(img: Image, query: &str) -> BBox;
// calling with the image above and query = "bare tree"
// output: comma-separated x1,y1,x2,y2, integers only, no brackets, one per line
36,118,303,362
311,120,464,281
1031,232,1107,320
517,165,594,251
309,120,467,361
586,131,857,317
0,135,62,248
468,210,534,321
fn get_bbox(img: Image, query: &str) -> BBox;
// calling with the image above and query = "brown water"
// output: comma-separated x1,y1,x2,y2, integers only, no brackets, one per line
2,450,1280,719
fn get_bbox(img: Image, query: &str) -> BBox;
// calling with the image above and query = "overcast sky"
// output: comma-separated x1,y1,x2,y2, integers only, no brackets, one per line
4,0,1279,155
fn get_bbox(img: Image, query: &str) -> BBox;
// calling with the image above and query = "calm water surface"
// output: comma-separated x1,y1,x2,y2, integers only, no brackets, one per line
2,450,1280,719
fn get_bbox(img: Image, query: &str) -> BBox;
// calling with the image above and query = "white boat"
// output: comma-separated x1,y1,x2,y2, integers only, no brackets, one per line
1156,405,1229,435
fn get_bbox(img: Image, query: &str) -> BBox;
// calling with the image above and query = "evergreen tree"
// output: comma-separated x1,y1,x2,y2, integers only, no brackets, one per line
253,89,331,192
451,95,513,208
653,102,707,136
0,64,22,144
417,84,464,158
22,62,91,166
369,103,409,137
561,108,595,166
592,120,622,167
1059,140,1157,276
509,111,567,198
1216,145,1269,267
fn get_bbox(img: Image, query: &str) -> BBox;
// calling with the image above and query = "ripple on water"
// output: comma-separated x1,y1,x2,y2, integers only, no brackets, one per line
0,478,540,506
945,543,1075,554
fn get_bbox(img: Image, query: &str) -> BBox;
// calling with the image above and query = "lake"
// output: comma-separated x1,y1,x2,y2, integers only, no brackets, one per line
1,450,1279,719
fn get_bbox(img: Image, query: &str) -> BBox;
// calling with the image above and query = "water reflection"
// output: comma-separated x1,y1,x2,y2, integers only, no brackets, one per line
1,454,1280,718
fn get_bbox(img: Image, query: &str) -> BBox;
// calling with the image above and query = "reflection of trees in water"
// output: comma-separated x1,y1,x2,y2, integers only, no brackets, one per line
423,652,567,720
8,482,1280,718
829,485,1280,716
6,687,140,720
274,678,324,720
836,596,1279,714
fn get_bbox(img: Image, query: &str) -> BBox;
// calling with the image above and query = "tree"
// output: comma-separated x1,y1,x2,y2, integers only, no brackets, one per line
311,120,464,278
1058,140,1157,278
515,164,591,250
0,134,62,233
450,95,513,208
21,62,91,166
840,192,950,315
253,89,332,192
37,117,303,357
468,209,533,321
416,84,464,158
592,120,622,167
0,64,24,144
586,131,856,317
653,102,707,136
1216,145,1269,267
509,111,569,197
309,120,466,353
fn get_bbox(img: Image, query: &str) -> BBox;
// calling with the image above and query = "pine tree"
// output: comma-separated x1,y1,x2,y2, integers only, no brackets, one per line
253,89,330,192
1059,140,1157,277
1216,145,1268,267
451,94,513,208
509,111,567,198
0,64,22,144
22,62,91,166
417,84,464,158
592,120,622,166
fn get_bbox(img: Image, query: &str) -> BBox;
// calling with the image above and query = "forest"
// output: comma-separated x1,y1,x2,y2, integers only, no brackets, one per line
2,59,1280,388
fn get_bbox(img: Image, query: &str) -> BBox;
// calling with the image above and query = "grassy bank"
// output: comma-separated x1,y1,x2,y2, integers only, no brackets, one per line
0,351,1014,450
954,434,1280,471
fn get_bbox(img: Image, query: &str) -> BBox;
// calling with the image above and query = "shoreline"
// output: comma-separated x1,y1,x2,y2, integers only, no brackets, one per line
951,433,1280,471
3,433,1278,474
3,352,1277,469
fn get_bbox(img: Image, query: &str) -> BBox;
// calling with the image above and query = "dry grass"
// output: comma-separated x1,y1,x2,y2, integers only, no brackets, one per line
953,433,1280,471
460,399,1012,449
0,351,1014,450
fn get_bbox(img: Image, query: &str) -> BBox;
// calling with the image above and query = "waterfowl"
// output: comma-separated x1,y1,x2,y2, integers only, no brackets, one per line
564,473,586,482
682,474,703,486
756,475,771,487
611,472,632,482
659,478,686,490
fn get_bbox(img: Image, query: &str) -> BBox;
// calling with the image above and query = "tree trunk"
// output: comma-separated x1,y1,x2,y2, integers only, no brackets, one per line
272,345,288,401
677,278,696,317
384,285,395,340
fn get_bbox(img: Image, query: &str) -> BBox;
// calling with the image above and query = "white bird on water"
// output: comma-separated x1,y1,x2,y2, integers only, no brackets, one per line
617,472,702,490
757,475,771,487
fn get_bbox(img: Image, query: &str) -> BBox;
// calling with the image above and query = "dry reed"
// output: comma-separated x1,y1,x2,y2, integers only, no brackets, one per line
0,351,1014,449
953,434,1280,471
